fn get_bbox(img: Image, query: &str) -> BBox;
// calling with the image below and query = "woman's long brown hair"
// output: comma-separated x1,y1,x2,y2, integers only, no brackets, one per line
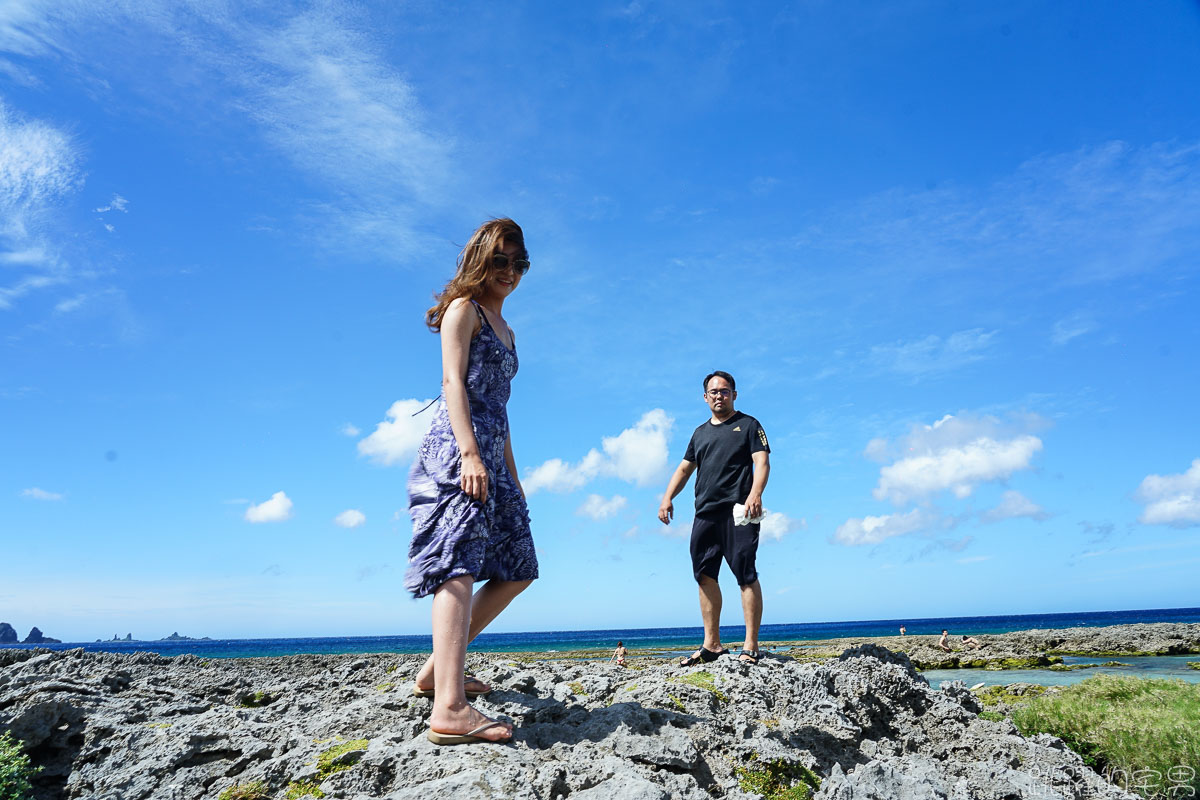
425,218,527,332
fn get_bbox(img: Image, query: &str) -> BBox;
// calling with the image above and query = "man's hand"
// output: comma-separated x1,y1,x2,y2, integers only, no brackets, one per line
461,453,489,502
658,499,674,524
743,491,763,521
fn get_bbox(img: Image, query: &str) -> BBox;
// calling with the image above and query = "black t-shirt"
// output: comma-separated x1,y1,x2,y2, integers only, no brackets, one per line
683,411,770,516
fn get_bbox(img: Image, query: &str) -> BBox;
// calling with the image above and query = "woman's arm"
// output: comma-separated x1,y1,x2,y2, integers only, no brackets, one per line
440,300,488,501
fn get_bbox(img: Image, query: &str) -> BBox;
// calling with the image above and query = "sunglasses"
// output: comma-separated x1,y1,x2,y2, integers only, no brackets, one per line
492,253,531,276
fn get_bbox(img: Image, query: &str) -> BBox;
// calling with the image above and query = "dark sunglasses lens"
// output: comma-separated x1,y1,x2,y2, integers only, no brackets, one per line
513,259,530,276
492,253,510,270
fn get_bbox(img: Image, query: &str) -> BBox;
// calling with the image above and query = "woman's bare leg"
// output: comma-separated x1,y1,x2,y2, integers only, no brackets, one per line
426,575,511,739
415,578,533,691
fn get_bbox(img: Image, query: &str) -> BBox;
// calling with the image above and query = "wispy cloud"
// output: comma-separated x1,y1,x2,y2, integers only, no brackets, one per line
21,486,63,501
834,508,937,546
1050,313,1096,346
0,1,453,256
981,490,1049,523
760,509,805,542
0,99,80,309
869,328,997,377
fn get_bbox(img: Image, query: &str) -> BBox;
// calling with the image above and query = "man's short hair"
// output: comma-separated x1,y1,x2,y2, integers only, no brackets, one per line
703,370,736,392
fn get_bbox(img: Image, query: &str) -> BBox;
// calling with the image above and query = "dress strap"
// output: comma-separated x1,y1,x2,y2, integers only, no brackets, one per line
469,299,489,330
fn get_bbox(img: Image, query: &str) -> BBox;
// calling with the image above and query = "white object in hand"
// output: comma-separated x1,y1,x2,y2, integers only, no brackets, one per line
732,503,763,526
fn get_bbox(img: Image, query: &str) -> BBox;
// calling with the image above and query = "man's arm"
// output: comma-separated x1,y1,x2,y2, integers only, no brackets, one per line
743,450,770,520
658,459,697,524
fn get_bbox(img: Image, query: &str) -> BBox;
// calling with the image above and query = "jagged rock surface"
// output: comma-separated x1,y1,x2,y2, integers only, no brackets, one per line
0,644,1134,800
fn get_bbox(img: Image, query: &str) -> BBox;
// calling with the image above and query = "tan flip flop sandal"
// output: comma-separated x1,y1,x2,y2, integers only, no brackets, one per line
426,720,511,746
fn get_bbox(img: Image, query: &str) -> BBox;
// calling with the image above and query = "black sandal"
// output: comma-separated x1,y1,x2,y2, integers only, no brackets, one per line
738,649,760,665
679,646,729,667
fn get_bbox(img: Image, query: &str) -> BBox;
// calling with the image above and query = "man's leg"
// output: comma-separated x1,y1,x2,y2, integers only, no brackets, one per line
698,574,723,651
740,579,763,656
415,578,533,690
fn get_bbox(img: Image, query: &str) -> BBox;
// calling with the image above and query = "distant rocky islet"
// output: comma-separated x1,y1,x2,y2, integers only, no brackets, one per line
0,623,209,645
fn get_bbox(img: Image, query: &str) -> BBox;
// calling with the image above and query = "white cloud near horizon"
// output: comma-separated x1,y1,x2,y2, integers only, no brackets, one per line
333,508,366,528
244,491,293,523
982,490,1049,523
834,508,934,546
357,399,435,466
576,494,627,520
760,510,805,542
1136,459,1200,527
21,486,63,501
524,409,673,494
870,414,1044,505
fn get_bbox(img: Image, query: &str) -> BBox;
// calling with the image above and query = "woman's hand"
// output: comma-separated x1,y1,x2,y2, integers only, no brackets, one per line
461,453,489,502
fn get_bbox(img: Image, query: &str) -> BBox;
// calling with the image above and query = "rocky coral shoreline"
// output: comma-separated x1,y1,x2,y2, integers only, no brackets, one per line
0,639,1140,800
770,622,1200,671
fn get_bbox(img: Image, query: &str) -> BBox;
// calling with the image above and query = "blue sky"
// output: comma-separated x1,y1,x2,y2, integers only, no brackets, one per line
3,1,1199,642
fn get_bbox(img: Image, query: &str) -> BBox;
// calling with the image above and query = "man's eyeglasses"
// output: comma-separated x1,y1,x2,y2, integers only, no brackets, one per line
705,388,732,398
492,253,531,276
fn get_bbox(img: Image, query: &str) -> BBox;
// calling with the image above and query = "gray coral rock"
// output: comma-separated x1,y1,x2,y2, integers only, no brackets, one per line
0,644,1135,800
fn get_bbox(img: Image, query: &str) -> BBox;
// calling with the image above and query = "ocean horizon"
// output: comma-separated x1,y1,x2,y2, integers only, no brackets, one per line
4,606,1198,660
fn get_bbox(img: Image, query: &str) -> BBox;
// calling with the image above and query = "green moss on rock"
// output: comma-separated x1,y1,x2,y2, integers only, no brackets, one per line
735,756,821,800
217,781,269,800
315,739,368,779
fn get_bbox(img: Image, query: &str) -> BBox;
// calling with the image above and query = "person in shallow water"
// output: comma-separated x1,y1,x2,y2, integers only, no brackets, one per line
405,218,539,746
658,370,771,667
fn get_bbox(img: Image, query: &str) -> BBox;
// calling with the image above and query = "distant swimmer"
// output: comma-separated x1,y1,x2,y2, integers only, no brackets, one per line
610,641,628,666
938,630,953,652
899,625,906,636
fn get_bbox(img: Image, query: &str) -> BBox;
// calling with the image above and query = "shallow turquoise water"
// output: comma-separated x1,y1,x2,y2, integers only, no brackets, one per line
921,655,1200,687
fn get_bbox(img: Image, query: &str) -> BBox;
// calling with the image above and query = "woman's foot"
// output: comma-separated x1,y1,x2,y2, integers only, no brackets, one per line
428,703,512,744
414,655,492,696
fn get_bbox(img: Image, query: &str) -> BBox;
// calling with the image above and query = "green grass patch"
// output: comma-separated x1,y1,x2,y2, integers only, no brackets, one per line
1187,662,1200,670
735,757,821,800
978,710,1005,722
315,739,369,780
1,731,41,800
675,670,728,704
285,780,326,799
217,781,270,800
236,690,277,708
667,694,685,712
568,681,587,696
374,682,394,693
1012,675,1200,799
975,684,1047,707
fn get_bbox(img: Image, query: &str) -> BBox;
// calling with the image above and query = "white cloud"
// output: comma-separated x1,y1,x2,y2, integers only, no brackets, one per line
340,423,360,437
244,491,293,523
94,194,127,213
956,555,992,564
576,494,628,520
834,508,934,546
21,487,63,501
869,328,997,376
524,409,673,494
868,414,1044,505
759,510,805,542
357,399,435,466
1136,459,1200,527
333,509,366,528
982,490,1049,523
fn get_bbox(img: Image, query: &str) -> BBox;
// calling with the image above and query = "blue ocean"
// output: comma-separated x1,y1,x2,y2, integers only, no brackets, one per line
3,606,1198,660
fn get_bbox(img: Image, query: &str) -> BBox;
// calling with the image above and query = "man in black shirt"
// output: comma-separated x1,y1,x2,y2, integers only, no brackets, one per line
658,370,770,666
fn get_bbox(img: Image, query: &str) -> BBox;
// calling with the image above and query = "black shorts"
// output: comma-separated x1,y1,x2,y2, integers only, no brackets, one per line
690,507,759,586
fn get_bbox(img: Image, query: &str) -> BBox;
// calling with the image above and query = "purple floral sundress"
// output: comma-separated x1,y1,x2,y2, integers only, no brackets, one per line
404,301,538,598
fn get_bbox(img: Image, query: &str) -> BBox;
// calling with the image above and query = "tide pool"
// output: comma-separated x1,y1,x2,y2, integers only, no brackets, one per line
921,655,1200,687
